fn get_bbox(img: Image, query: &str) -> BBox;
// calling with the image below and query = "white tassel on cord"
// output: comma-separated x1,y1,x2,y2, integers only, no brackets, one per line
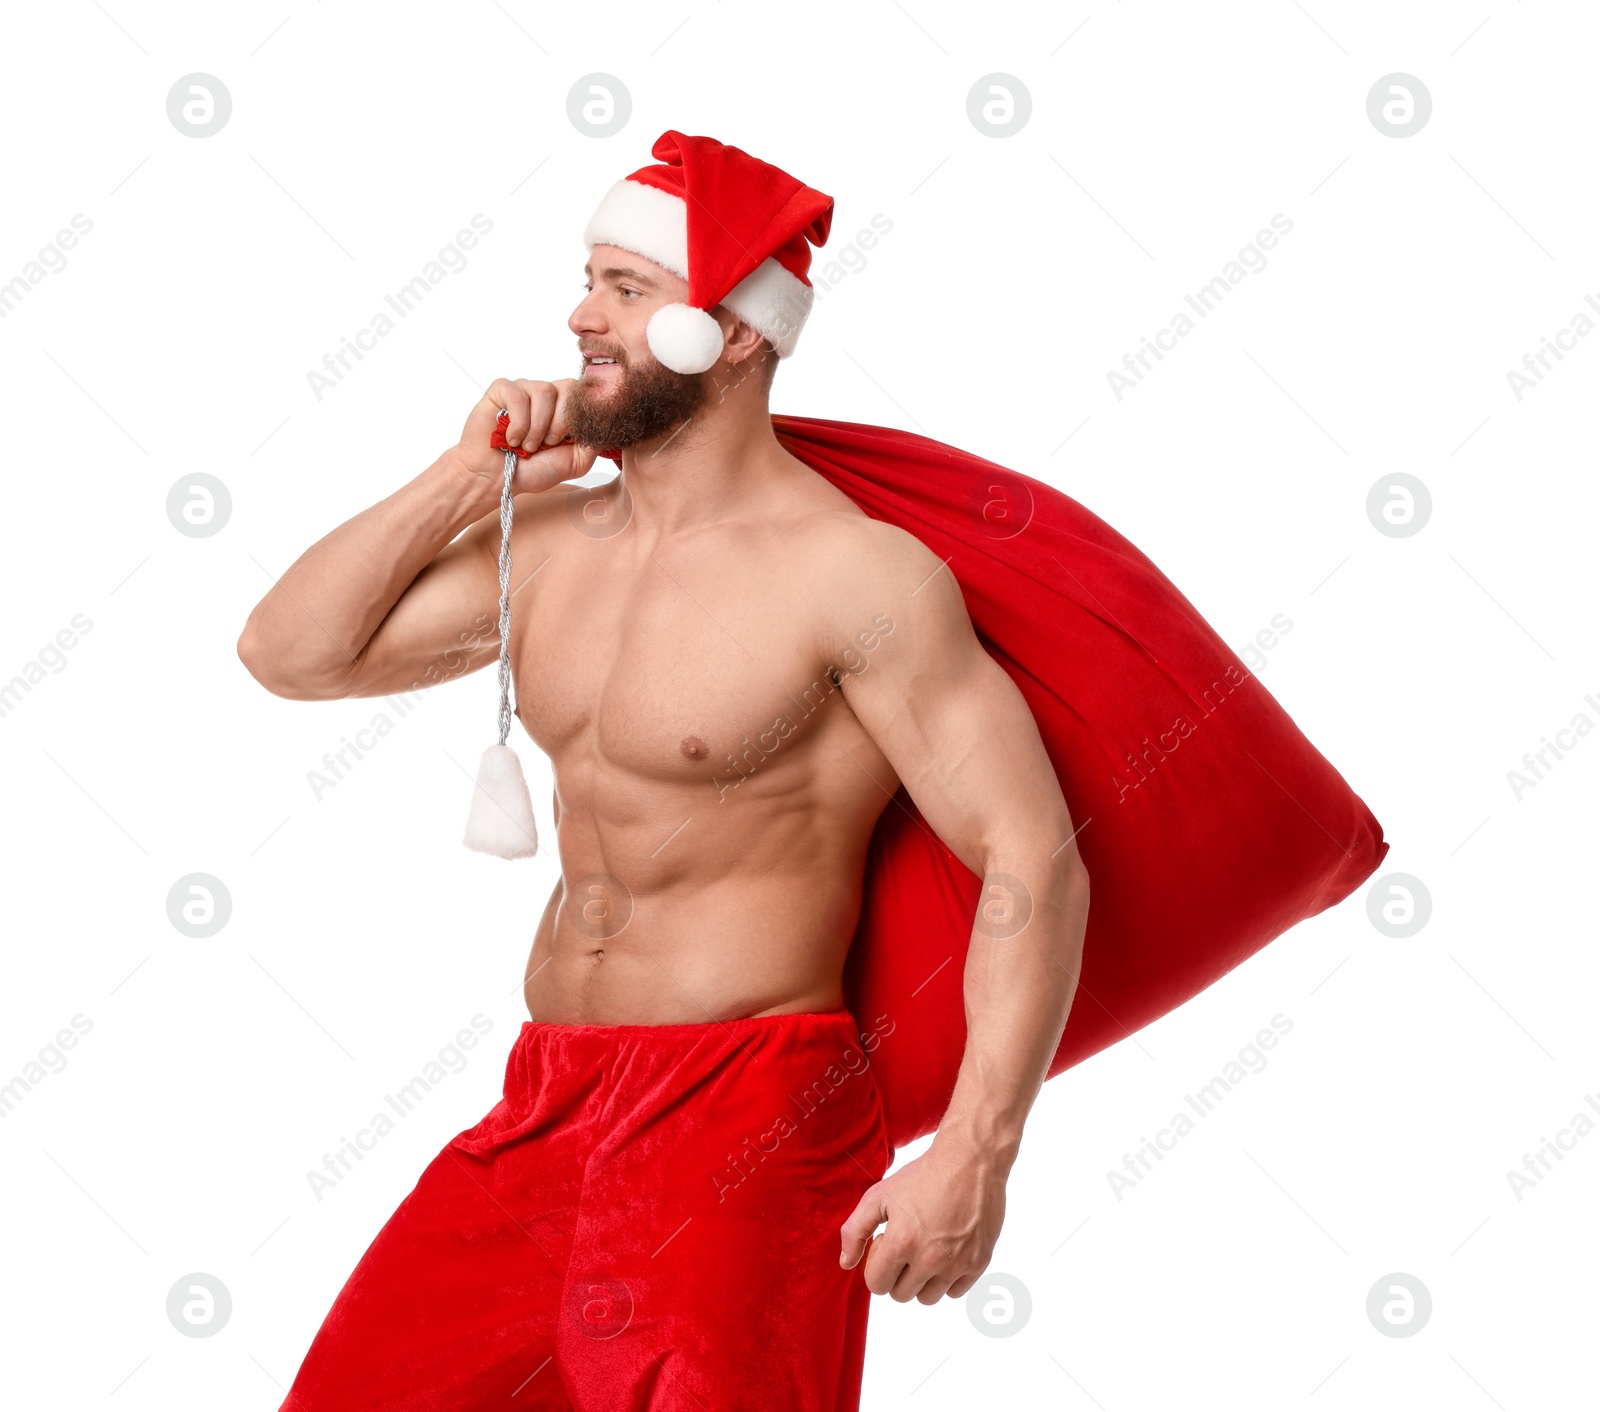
463,420,539,859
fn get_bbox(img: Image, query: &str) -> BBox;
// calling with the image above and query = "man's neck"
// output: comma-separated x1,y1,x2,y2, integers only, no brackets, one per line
615,398,791,537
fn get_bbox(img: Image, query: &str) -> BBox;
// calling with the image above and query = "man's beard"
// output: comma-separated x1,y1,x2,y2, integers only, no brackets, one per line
568,349,711,449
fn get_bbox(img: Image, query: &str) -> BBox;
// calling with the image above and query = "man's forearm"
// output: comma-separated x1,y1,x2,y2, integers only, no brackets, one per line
935,850,1090,1169
239,449,496,695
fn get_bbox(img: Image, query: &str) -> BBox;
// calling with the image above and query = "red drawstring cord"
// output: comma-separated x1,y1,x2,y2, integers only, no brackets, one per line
490,409,577,460
489,409,618,466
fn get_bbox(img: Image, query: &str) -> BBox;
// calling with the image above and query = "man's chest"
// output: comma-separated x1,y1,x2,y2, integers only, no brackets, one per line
509,536,850,789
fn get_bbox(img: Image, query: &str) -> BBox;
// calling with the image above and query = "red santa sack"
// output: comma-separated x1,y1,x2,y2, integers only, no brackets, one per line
754,415,1390,1151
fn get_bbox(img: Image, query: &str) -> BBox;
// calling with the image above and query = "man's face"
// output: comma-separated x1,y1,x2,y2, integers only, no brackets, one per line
566,244,715,448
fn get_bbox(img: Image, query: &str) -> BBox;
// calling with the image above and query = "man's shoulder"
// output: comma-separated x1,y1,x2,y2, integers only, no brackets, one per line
783,496,968,663
785,495,943,591
504,478,623,552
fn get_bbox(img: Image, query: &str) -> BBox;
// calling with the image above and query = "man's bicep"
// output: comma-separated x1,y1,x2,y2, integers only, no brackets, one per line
836,540,1073,875
339,503,507,699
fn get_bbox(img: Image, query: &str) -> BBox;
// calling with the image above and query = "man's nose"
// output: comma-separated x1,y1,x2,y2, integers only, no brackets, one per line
569,292,606,337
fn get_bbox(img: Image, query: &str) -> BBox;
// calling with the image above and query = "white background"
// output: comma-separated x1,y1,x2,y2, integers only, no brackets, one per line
1,1,1595,1407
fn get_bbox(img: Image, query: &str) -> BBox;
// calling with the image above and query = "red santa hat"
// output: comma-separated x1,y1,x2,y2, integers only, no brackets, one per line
581,130,835,374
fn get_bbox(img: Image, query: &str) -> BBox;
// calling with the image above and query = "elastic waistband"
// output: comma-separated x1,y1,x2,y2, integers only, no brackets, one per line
517,1006,858,1043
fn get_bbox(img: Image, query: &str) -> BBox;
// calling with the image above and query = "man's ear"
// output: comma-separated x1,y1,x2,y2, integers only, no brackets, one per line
716,309,768,370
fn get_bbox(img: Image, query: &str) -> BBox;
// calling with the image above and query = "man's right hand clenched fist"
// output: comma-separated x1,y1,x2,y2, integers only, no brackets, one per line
454,378,599,495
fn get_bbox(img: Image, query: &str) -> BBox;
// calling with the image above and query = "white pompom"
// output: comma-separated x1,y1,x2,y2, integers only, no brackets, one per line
646,302,724,374
463,744,539,859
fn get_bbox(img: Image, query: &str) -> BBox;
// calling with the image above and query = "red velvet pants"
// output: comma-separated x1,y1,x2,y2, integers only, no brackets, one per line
280,1008,893,1411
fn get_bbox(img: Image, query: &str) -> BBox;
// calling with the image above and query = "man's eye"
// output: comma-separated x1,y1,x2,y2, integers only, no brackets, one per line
619,288,641,299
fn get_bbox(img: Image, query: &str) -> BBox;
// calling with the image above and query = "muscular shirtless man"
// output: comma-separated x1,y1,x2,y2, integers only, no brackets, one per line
239,132,1091,1411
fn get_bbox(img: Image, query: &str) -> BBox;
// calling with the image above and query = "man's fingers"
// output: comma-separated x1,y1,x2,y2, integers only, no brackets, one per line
484,379,530,444
863,1237,911,1298
513,379,559,451
890,1259,937,1303
940,1267,979,1299
839,1187,888,1270
458,379,578,484
544,379,582,447
480,379,558,449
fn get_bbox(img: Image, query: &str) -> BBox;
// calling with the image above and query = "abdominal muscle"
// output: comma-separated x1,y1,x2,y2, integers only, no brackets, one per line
519,749,888,1026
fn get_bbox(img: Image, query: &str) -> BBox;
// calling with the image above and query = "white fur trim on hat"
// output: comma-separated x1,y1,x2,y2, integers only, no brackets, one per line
722,258,814,359
583,177,816,359
583,178,689,280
